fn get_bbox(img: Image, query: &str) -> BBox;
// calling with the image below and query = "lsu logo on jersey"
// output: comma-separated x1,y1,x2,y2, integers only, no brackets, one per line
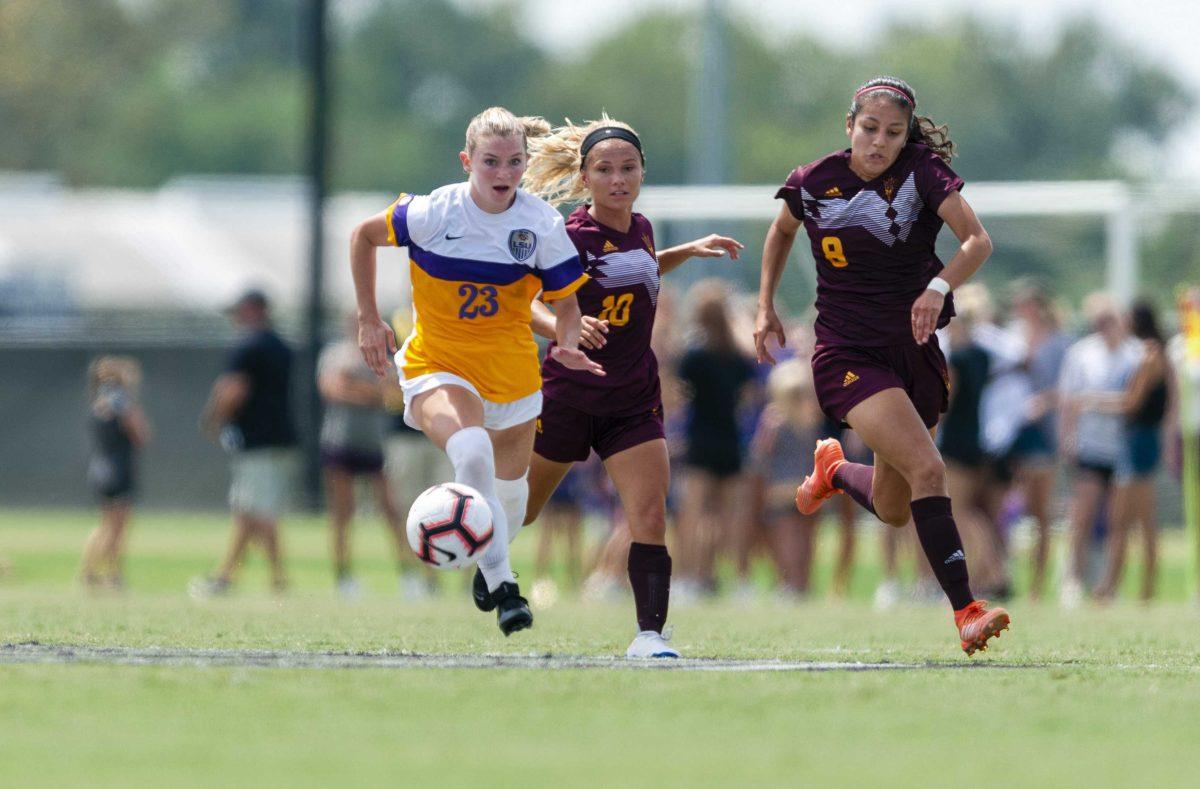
508,229,537,262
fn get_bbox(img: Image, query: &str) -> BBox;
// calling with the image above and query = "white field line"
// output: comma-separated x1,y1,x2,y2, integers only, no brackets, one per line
0,643,1038,672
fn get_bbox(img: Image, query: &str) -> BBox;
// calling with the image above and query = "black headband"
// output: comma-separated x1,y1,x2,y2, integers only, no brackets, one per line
580,127,644,167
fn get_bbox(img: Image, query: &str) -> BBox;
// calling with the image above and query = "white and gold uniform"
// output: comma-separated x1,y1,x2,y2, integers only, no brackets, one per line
387,182,587,430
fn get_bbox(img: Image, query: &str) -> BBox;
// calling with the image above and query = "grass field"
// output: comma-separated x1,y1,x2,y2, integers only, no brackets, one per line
2,508,1198,787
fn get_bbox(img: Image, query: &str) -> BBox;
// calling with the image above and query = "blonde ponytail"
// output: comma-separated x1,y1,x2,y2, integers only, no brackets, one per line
464,106,549,154
520,115,552,141
524,114,641,207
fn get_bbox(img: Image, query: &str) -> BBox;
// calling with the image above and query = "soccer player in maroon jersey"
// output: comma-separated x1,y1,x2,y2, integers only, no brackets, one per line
482,115,741,658
754,77,1010,655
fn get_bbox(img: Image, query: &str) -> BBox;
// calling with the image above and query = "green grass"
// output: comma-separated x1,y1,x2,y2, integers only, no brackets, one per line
2,509,1198,787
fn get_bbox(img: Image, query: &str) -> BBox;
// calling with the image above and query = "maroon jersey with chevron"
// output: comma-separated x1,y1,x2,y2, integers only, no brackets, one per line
541,206,661,416
776,143,963,347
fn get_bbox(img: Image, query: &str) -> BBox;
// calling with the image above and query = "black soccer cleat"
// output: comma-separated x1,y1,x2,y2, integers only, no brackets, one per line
493,582,533,636
472,567,497,612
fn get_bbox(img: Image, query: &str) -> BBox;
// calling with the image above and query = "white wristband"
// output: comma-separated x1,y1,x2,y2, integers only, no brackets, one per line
926,277,951,296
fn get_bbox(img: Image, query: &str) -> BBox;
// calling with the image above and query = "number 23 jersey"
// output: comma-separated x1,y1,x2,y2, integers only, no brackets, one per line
387,182,587,403
776,142,964,348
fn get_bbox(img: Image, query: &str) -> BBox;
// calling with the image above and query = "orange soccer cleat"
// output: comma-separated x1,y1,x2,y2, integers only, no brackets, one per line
795,438,847,515
954,600,1011,656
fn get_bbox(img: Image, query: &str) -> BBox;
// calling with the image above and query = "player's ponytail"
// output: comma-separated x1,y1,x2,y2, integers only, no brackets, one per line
519,116,552,141
524,114,642,207
910,115,955,164
848,76,956,163
464,106,550,155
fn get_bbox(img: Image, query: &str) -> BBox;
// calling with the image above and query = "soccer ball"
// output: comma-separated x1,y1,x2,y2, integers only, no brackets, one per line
406,483,494,570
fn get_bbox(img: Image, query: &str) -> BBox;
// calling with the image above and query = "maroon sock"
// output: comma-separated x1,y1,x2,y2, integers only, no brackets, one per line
910,496,974,610
628,542,671,633
832,462,876,516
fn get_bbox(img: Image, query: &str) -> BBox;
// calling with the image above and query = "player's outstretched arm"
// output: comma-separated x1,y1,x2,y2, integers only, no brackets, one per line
530,298,608,349
350,210,399,378
657,234,744,275
754,205,801,365
546,293,605,376
910,192,993,345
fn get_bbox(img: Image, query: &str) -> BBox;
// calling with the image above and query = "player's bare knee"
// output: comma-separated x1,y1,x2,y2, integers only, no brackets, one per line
907,454,946,496
628,507,667,543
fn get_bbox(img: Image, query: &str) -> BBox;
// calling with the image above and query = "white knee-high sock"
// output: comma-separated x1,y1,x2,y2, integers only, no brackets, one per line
444,427,513,590
495,472,529,545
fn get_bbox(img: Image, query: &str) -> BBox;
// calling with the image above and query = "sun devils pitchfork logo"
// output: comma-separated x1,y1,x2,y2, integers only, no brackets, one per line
508,229,537,262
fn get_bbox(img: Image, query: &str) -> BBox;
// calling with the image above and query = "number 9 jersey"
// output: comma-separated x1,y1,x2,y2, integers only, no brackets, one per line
775,142,964,348
386,182,588,403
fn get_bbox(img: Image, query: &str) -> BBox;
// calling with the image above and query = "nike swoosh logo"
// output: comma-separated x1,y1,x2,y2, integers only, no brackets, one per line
445,233,464,240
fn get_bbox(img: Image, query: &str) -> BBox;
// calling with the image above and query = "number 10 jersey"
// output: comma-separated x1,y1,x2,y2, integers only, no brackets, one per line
541,206,662,417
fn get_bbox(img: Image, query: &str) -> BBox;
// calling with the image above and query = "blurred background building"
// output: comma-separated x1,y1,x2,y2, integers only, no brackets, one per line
1,0,1198,511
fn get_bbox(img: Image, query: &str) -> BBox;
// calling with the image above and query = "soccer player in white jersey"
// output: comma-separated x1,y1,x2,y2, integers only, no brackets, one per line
350,107,601,635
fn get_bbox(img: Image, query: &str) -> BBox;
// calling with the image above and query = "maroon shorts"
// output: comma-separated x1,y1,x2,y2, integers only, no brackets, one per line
534,396,666,463
811,337,949,430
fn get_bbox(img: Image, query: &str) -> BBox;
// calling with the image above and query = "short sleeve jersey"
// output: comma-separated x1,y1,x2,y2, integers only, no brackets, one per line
776,143,963,347
227,328,297,450
541,207,661,416
386,182,587,403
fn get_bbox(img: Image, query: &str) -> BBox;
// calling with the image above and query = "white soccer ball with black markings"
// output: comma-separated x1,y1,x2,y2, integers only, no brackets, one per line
406,483,494,570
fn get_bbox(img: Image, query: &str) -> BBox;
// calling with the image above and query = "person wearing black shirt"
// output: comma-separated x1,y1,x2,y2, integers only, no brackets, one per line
194,289,296,595
675,280,755,596
939,284,1008,597
81,356,151,589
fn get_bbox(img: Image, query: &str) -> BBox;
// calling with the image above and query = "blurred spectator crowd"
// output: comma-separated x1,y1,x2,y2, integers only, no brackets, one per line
82,280,1200,608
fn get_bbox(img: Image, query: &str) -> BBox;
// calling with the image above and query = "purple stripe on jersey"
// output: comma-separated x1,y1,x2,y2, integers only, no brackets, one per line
540,255,586,292
389,197,411,247
410,244,534,285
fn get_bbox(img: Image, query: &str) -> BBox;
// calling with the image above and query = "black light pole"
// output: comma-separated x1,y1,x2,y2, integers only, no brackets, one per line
302,0,329,510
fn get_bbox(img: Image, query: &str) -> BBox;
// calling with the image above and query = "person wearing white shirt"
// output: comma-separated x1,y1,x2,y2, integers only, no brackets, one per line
1057,293,1142,606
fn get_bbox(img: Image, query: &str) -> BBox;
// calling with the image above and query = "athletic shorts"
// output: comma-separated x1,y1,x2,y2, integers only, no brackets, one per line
1117,425,1162,480
229,448,295,518
684,438,743,478
1008,422,1056,464
397,370,542,432
534,396,665,464
320,447,385,475
88,457,134,503
1076,459,1115,485
811,338,949,430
